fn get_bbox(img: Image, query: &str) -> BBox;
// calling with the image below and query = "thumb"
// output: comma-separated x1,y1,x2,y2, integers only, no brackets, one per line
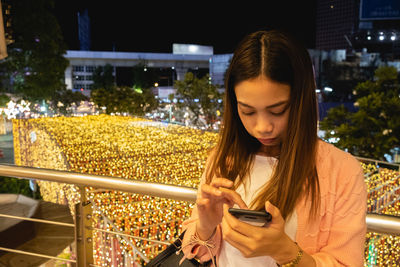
265,201,285,225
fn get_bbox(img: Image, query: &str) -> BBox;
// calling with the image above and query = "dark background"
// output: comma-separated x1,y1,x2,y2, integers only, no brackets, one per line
53,1,317,54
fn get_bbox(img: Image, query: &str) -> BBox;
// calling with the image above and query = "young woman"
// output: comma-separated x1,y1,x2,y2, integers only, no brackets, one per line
180,30,367,267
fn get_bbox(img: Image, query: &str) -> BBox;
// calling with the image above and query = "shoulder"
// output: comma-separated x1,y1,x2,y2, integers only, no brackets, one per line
316,139,367,206
316,139,361,172
316,139,364,189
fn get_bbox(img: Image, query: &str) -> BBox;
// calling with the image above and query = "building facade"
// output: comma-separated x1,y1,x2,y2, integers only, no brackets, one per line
78,9,91,51
316,0,400,58
316,0,359,50
64,50,212,97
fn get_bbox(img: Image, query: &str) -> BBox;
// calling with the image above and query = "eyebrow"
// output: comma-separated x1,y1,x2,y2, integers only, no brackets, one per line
237,100,288,109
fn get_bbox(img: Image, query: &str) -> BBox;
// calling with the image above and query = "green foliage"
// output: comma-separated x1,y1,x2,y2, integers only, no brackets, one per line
0,0,69,101
92,64,115,91
319,59,377,102
51,89,89,114
375,66,398,82
172,72,223,129
90,86,158,115
131,62,158,89
0,94,11,107
0,176,41,199
320,66,400,160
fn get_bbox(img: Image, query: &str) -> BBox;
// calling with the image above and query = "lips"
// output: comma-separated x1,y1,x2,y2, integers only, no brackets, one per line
257,138,277,145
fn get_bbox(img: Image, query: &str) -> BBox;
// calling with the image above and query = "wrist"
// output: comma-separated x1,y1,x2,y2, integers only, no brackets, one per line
274,236,301,265
276,243,303,266
195,222,217,241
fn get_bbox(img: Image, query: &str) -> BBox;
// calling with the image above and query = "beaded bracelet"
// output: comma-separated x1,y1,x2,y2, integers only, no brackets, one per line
276,242,304,267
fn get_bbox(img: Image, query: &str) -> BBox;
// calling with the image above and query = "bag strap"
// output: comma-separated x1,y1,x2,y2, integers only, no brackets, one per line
171,230,186,250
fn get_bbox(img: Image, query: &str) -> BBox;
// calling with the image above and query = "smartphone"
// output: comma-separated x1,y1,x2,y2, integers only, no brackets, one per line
228,208,272,227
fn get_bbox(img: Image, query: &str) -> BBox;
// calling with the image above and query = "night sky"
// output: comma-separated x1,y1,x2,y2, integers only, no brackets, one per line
53,1,317,54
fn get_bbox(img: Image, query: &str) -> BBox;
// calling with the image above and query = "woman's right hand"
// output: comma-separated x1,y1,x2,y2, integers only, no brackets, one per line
195,177,248,240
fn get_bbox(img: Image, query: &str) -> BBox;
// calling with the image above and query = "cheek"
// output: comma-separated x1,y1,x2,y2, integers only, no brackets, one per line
276,114,290,133
238,114,254,133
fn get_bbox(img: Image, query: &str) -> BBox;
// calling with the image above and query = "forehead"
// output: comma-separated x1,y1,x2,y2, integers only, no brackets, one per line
234,76,290,108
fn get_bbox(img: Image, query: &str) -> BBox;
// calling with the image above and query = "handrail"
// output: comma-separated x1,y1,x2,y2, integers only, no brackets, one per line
0,164,399,235
355,156,400,171
366,213,400,235
0,246,76,263
0,213,75,227
0,164,197,202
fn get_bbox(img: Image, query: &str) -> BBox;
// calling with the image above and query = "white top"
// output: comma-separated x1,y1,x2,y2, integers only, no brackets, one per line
218,155,298,267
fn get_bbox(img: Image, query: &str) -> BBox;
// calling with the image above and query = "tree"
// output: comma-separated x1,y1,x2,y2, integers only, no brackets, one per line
319,59,377,102
91,62,160,116
131,62,158,89
320,66,400,160
0,94,11,106
92,64,115,91
0,176,41,199
0,0,68,101
172,72,223,129
91,86,158,116
51,89,89,115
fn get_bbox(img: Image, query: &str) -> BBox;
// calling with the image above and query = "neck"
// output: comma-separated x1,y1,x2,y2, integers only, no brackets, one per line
257,144,281,158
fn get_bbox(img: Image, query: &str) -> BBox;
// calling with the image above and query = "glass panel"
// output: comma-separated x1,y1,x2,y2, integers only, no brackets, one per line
72,66,84,72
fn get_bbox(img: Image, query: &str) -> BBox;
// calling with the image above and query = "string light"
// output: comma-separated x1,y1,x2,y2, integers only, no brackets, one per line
12,115,399,266
362,162,400,266
13,114,214,265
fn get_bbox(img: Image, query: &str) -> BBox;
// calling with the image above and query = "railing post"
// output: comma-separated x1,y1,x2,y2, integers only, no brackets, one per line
75,186,93,266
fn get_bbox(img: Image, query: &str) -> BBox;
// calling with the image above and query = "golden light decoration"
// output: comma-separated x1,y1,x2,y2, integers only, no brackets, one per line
13,115,216,265
361,162,400,266
12,115,400,266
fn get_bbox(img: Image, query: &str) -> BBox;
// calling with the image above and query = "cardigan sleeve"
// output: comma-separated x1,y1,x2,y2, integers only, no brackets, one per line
180,169,222,263
181,205,222,263
312,155,367,267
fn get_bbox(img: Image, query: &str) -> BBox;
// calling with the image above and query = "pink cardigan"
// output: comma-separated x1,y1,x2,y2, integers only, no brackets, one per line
181,140,367,266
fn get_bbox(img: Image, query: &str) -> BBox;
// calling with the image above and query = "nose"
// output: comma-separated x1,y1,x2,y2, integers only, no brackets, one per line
255,115,273,136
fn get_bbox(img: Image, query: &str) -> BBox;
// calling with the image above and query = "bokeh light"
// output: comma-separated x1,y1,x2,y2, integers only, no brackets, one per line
12,115,399,266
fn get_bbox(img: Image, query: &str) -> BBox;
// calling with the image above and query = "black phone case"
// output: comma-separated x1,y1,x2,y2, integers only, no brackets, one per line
228,208,272,224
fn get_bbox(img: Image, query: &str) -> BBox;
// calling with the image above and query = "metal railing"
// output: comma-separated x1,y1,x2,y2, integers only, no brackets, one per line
0,164,196,202
0,164,198,266
356,156,400,171
0,164,400,266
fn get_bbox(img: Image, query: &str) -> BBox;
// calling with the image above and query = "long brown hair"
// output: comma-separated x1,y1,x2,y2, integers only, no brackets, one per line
206,30,320,219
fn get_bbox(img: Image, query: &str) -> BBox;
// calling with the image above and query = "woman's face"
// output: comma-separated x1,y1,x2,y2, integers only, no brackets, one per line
234,75,290,153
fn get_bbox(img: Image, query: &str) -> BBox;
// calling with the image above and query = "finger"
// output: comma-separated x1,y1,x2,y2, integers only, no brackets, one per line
210,178,233,189
219,188,248,209
201,183,222,197
222,204,257,236
223,205,266,238
196,197,210,208
222,230,252,257
221,206,253,255
265,201,285,226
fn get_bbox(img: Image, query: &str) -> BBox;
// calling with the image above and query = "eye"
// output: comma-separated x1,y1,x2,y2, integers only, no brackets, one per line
270,110,286,116
241,111,255,116
270,106,289,116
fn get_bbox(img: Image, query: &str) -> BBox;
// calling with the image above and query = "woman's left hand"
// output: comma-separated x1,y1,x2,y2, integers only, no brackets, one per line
221,201,297,260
